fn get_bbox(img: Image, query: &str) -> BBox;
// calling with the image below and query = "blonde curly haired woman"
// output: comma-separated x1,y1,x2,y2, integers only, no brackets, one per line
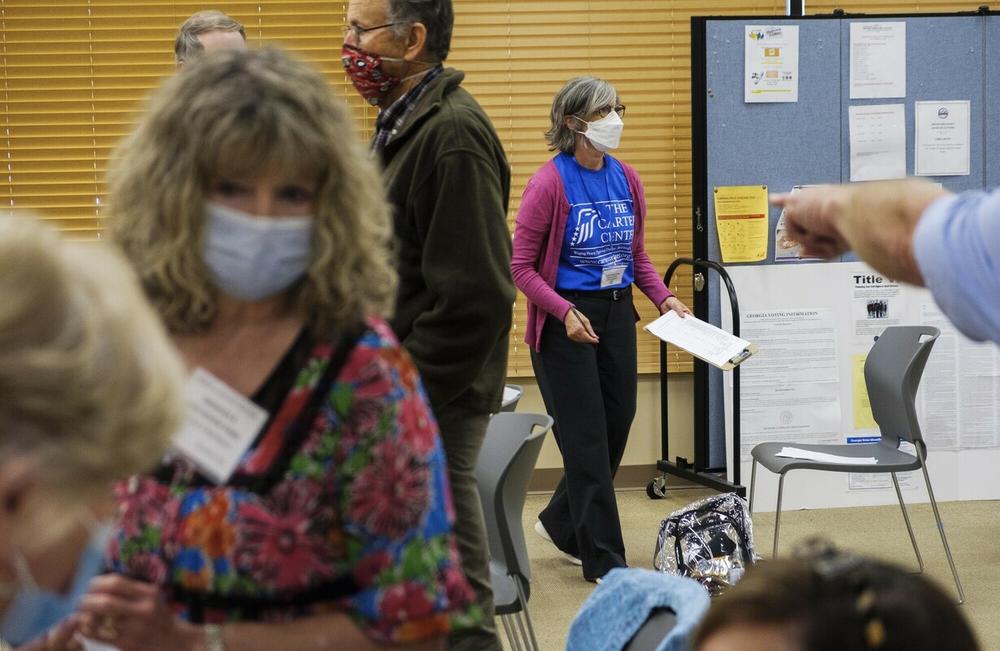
0,217,184,650
74,48,472,651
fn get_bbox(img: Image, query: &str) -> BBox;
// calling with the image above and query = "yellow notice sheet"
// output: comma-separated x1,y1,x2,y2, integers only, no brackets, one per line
853,354,877,430
713,185,769,262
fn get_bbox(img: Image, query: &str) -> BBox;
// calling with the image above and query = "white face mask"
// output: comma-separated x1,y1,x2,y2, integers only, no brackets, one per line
202,201,313,302
576,110,624,152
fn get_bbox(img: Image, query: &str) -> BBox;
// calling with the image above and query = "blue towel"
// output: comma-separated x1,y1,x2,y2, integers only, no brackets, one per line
565,568,710,651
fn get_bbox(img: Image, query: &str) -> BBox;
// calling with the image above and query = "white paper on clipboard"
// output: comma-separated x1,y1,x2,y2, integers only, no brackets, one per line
644,312,757,370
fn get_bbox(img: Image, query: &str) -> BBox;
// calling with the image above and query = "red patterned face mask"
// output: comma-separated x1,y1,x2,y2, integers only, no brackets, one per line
341,43,402,106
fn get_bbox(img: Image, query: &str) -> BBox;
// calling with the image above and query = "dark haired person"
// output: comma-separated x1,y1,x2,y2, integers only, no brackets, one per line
342,2,515,649
694,540,979,651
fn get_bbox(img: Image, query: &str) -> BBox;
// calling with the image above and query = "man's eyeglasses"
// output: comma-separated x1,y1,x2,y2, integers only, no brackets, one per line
342,22,402,41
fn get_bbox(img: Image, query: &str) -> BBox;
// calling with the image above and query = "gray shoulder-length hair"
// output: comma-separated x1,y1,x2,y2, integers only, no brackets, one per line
544,76,618,154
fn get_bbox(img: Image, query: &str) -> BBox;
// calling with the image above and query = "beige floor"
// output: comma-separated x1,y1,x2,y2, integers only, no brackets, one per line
505,488,1000,651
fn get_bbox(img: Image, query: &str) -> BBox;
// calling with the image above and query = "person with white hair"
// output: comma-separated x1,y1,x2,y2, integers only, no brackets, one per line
0,216,185,650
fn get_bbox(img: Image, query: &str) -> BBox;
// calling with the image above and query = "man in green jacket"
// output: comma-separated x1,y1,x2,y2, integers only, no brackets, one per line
342,1,514,649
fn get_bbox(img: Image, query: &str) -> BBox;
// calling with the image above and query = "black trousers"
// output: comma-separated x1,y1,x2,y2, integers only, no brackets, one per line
530,292,637,580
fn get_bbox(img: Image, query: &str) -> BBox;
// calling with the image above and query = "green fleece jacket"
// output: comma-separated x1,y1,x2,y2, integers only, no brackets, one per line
380,67,515,414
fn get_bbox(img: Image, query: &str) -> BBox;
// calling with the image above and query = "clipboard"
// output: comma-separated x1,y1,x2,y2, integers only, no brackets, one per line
643,311,757,371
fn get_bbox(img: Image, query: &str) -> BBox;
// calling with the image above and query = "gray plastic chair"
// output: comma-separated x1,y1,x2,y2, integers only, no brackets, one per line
476,412,552,651
623,608,677,651
749,325,965,603
499,384,523,413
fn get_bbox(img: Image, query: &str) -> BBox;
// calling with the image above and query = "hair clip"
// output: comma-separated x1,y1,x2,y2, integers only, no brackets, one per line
864,617,887,648
856,588,886,649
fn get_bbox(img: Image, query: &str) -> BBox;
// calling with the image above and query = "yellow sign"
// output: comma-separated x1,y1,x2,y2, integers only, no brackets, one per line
853,354,877,430
713,185,769,262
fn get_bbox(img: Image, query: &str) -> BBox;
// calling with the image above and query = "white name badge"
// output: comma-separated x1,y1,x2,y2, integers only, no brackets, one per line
171,368,269,484
601,265,626,288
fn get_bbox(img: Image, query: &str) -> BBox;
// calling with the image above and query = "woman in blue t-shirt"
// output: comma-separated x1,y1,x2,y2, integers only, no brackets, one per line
511,76,690,583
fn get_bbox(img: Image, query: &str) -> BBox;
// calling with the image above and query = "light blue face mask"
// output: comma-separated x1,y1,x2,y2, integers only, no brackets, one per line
0,525,112,645
202,201,314,302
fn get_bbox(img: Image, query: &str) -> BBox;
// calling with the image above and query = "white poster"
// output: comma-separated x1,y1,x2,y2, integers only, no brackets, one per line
738,309,841,461
723,262,1000,510
848,471,917,491
915,100,971,177
850,22,906,99
849,104,906,182
956,346,998,449
851,272,905,339
744,25,799,103
918,303,1000,450
918,304,959,450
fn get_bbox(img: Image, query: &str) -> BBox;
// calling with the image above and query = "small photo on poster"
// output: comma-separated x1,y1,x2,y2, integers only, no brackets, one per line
865,299,889,319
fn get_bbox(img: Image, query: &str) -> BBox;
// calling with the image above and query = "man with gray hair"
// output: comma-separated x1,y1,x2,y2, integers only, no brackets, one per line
342,1,514,649
174,10,247,67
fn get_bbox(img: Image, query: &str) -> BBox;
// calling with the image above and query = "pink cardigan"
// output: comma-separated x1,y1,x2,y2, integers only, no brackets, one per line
511,157,672,352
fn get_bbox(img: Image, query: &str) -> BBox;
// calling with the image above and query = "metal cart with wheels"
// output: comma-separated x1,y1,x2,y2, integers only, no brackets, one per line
647,257,746,499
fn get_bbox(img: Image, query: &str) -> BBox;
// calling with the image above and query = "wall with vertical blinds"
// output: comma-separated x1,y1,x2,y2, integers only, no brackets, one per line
0,0,972,378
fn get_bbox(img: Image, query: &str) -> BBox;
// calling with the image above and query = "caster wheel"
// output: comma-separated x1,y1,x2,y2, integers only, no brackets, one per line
646,477,667,499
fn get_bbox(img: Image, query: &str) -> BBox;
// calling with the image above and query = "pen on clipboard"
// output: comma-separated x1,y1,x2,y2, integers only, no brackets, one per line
729,348,754,367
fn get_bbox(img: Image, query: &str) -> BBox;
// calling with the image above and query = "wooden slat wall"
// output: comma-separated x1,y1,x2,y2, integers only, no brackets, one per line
2,1,966,376
450,1,787,375
0,2,368,235
809,1,982,12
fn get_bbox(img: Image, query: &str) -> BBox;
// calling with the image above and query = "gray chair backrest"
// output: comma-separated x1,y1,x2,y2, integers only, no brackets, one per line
624,608,677,651
499,384,523,413
476,412,552,600
865,325,939,448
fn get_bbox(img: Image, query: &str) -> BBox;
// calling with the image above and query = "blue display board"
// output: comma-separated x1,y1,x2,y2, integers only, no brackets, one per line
692,11,1000,470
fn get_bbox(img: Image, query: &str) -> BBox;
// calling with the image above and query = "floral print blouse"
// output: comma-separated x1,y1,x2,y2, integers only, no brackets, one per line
107,318,476,645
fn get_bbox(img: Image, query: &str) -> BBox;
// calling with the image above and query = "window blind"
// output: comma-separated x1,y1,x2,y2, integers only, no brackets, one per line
4,1,963,376
448,1,786,375
0,1,363,236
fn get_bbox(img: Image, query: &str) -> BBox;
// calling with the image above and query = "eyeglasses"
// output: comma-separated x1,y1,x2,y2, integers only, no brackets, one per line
341,21,402,42
597,104,627,119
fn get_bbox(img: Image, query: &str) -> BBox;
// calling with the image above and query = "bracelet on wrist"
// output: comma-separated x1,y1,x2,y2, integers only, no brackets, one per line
204,623,227,651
